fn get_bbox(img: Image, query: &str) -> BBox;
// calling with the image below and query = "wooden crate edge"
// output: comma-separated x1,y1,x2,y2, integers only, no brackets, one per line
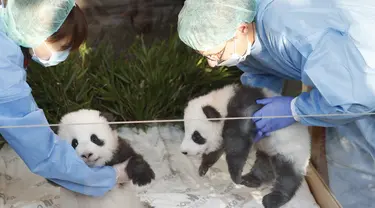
305,163,342,208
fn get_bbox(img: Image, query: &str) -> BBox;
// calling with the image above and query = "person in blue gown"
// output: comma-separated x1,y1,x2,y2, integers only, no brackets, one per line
177,0,375,207
0,0,128,197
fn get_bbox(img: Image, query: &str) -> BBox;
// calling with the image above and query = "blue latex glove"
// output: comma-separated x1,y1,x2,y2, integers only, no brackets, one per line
252,96,296,142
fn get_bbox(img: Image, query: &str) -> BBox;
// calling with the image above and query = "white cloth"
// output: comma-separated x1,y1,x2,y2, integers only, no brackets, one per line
0,125,319,208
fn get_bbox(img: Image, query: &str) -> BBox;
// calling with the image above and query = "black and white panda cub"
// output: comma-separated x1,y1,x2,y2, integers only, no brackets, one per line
180,84,311,208
50,109,155,208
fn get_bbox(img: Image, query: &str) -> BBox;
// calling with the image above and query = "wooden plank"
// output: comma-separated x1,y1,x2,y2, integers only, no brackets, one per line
306,163,342,208
301,85,329,185
309,126,329,185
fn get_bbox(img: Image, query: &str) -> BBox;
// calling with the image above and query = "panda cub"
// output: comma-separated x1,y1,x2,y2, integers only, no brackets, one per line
180,84,311,208
51,109,155,208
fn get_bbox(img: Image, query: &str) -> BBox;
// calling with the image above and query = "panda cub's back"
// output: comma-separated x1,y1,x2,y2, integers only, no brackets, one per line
226,85,311,174
256,122,311,174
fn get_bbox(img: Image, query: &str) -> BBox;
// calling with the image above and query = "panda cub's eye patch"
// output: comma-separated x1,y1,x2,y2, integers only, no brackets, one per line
91,134,105,146
71,138,79,149
192,131,206,145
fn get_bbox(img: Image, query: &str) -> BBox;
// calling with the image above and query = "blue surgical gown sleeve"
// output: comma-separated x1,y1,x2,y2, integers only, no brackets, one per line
237,22,288,94
240,71,284,94
292,30,375,127
0,31,116,197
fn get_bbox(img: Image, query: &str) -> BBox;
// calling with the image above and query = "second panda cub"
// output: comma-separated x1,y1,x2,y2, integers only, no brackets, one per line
180,84,311,208
52,109,155,208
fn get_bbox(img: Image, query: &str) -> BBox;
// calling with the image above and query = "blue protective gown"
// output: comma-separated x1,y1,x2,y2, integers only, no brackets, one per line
0,17,116,197
238,0,375,206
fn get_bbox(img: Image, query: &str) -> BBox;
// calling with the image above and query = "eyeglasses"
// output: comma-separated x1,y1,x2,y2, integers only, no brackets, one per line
195,41,229,65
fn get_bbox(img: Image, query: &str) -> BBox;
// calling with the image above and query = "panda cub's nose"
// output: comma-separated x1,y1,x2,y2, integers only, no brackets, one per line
182,152,187,155
81,152,93,158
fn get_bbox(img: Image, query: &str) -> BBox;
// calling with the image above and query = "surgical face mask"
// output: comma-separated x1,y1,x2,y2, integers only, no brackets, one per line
31,42,70,67
217,38,252,67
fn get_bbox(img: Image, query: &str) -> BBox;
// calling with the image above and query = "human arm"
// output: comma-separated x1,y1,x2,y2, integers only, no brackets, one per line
0,38,119,196
0,94,119,197
240,72,285,95
253,30,375,137
291,30,375,127
0,18,135,196
291,88,371,127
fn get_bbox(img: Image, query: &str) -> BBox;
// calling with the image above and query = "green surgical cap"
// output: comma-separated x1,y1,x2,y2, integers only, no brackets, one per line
177,0,257,51
0,0,75,48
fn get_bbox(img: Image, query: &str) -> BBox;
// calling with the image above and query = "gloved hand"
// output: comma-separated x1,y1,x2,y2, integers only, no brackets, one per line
252,96,296,142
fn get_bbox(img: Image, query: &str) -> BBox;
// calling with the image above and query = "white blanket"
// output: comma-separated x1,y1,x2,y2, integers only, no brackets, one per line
0,125,320,208
118,125,320,208
0,144,60,208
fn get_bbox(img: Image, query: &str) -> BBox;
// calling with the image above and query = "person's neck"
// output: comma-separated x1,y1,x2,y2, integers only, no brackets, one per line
247,22,256,45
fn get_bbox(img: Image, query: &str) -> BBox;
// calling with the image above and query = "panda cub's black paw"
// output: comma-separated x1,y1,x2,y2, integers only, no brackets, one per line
240,173,262,188
126,155,155,186
262,191,289,208
198,165,209,176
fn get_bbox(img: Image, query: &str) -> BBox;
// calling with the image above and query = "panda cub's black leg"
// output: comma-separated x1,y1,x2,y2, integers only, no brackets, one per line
223,133,252,184
126,154,156,186
262,155,304,208
107,138,155,187
241,150,275,188
223,119,253,185
199,147,224,176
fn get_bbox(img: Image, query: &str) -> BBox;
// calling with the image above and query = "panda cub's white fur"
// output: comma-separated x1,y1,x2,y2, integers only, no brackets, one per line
182,84,236,155
58,109,119,167
180,84,311,208
52,109,155,208
255,88,311,175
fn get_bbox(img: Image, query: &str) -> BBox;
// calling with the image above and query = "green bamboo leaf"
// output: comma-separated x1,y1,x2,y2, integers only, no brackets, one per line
27,30,240,128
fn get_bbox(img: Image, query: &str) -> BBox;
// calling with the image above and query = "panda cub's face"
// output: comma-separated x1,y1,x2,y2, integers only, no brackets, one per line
57,109,119,167
180,100,224,156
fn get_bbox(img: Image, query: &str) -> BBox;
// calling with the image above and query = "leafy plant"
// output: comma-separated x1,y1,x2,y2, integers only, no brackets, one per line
27,32,241,128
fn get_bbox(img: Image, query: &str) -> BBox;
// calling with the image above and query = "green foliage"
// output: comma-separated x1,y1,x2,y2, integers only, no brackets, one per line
27,43,97,124
27,32,241,128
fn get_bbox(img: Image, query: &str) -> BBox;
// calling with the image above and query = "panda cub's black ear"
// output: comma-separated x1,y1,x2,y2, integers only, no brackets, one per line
202,105,221,122
99,112,118,130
